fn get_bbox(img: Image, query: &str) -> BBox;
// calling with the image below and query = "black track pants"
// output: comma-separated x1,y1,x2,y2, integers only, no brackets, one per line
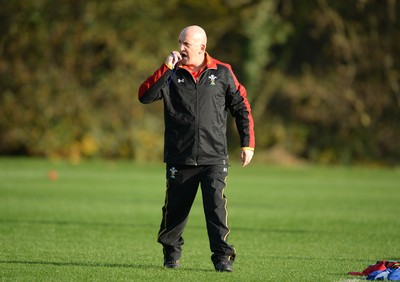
157,164,236,262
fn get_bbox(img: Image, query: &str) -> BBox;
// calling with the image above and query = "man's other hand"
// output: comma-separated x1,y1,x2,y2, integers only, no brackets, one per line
241,149,254,167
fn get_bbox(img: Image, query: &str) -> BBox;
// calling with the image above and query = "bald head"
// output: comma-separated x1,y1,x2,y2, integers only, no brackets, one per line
180,25,207,47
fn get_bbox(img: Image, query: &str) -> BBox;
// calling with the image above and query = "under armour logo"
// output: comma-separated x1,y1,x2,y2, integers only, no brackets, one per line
178,78,185,83
223,167,228,172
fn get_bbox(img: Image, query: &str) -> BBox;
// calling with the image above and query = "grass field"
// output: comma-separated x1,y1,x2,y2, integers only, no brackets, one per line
1,158,399,281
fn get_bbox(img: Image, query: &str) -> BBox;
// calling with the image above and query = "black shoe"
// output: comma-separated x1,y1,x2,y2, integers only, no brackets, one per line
164,259,180,269
215,261,233,272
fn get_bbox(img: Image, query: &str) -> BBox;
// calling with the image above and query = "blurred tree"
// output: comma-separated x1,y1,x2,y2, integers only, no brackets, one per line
259,0,400,164
0,0,171,161
0,0,398,165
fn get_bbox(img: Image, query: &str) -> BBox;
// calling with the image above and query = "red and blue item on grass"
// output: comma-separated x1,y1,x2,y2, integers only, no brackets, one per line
348,260,400,280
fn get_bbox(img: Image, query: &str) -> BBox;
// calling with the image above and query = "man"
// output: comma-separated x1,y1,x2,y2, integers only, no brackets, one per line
138,25,255,272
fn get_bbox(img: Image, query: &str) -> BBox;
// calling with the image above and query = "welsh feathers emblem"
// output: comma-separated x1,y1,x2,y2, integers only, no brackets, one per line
208,74,217,85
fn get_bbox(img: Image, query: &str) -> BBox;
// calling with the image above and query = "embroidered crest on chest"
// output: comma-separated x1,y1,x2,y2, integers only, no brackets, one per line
208,75,217,85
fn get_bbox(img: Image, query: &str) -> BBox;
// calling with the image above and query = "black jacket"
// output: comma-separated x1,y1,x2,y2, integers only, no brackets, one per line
138,54,255,165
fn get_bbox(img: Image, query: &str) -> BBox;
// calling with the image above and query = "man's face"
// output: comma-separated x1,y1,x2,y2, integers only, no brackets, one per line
178,32,204,66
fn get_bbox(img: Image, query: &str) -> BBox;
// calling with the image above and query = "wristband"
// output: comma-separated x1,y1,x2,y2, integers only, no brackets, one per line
165,63,173,70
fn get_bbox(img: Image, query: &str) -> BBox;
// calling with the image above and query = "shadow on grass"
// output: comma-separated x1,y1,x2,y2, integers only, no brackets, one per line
0,260,155,270
0,260,214,272
1,218,315,235
265,256,374,262
0,218,153,229
233,226,313,234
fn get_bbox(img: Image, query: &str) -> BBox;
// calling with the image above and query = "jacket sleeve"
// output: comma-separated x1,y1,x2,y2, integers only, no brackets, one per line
138,63,172,104
226,67,255,150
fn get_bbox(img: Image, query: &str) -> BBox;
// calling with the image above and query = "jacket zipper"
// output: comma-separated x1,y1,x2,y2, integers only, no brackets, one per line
191,69,208,166
194,82,199,166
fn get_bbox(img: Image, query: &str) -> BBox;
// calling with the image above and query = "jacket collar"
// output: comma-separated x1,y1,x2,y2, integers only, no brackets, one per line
205,53,217,70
